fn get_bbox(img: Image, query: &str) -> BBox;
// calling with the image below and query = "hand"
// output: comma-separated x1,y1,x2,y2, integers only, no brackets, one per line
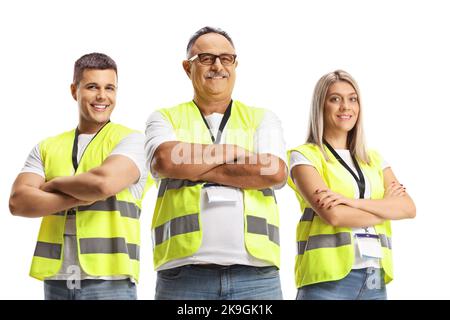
40,180,56,193
384,181,406,198
315,188,355,209
41,179,95,206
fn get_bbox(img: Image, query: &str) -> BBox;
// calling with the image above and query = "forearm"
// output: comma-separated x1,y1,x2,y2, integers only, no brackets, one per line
321,205,386,228
351,196,416,220
9,186,86,218
153,142,251,180
198,155,285,189
42,173,108,202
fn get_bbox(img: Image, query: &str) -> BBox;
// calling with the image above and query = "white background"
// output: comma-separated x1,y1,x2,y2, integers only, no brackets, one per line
0,0,447,299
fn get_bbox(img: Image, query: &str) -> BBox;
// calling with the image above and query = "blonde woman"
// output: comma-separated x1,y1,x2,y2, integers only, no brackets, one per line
287,70,415,300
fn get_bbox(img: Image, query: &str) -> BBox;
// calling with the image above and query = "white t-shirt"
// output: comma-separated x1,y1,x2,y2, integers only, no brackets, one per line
289,149,389,270
145,106,287,270
21,132,148,281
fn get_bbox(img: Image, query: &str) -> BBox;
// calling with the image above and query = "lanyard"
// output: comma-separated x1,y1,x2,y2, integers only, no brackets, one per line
323,140,366,199
71,121,110,172
193,100,233,144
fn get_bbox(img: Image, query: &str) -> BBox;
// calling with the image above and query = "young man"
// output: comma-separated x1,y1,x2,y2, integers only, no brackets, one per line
145,27,287,300
9,53,151,300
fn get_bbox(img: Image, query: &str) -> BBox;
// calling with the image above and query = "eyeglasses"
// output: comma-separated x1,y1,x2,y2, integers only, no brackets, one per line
188,53,237,66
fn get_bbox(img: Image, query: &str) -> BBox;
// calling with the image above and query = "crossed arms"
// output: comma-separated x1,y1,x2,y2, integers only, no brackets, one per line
291,165,416,228
9,155,140,218
152,141,287,189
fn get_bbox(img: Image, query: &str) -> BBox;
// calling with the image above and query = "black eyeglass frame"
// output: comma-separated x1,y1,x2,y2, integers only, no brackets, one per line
188,53,237,66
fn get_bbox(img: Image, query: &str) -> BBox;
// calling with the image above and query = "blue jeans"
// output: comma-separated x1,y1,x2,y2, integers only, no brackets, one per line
297,268,387,300
44,279,137,300
155,264,283,300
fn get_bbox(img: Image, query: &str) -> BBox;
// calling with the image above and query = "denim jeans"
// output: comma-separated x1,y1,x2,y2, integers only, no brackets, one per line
44,279,137,300
155,264,283,300
296,268,387,300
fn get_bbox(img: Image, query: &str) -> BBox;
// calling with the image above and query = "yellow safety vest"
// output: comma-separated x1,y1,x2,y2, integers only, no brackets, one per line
287,143,393,288
152,100,280,269
30,122,152,282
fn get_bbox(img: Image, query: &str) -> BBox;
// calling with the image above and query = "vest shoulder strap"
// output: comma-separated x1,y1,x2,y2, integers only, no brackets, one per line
288,143,325,175
39,129,76,163
159,100,267,130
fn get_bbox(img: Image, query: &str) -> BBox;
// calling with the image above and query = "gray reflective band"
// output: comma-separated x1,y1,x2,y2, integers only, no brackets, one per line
298,241,307,255
79,237,140,260
34,241,62,260
259,188,277,203
78,196,141,219
158,179,203,198
53,208,76,216
379,234,392,249
246,215,280,245
297,232,352,255
154,213,200,246
301,208,316,222
259,188,274,197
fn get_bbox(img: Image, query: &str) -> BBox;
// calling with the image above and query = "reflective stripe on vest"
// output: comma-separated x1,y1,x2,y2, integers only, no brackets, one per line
78,196,141,219
34,241,62,260
259,188,277,203
246,215,280,245
157,178,276,202
34,238,139,261
300,208,316,221
379,234,392,249
79,238,140,260
157,179,203,198
53,196,140,219
297,232,352,255
152,213,280,246
153,213,200,246
297,233,392,254
297,210,392,250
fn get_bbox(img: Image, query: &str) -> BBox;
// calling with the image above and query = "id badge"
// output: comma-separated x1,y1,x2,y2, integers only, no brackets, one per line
355,233,383,259
205,186,239,203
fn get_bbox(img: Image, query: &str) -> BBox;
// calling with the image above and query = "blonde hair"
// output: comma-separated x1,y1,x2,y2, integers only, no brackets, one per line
306,70,370,164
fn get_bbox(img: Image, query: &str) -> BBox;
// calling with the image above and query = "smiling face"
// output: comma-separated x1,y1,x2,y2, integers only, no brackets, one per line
323,81,360,136
183,32,237,102
70,69,117,134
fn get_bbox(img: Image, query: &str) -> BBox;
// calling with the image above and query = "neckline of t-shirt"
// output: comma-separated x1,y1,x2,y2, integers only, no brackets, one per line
204,112,224,118
78,133,96,138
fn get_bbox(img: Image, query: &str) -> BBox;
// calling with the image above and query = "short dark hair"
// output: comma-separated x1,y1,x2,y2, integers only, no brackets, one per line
186,26,234,56
73,52,117,85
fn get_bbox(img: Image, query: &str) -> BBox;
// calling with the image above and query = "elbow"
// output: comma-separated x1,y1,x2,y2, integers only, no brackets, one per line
94,176,116,199
264,157,288,187
9,193,23,216
316,207,342,227
326,213,342,227
273,165,288,186
405,202,416,219
152,150,174,177
9,197,18,216
396,197,416,220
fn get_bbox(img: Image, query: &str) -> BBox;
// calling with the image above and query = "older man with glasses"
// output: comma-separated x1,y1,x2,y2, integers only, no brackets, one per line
145,26,287,300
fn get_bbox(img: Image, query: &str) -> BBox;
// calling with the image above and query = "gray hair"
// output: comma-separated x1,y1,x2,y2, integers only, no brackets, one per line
186,26,234,57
